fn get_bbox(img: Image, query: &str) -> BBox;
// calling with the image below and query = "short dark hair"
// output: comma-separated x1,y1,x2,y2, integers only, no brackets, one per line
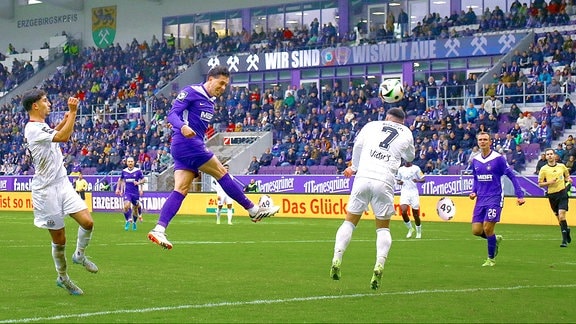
207,65,230,80
22,88,46,112
386,107,405,121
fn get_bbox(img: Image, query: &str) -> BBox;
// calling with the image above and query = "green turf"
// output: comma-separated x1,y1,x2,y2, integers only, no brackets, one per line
0,211,575,323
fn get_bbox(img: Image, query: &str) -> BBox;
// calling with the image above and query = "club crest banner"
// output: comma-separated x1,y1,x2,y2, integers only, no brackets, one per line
92,6,116,49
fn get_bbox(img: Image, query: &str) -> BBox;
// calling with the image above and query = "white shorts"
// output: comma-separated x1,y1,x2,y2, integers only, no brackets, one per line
399,192,420,209
32,177,88,230
217,193,233,206
347,176,395,219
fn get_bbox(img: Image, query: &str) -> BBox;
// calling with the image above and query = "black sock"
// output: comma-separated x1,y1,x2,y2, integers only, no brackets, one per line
560,221,568,242
560,220,569,231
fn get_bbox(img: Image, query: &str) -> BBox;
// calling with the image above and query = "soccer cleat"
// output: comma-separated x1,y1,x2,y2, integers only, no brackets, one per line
56,277,84,295
72,253,99,273
330,259,341,280
250,205,280,223
138,215,143,223
370,264,384,290
228,221,233,225
124,221,130,231
495,235,503,257
132,222,137,231
415,231,422,239
482,258,496,267
567,228,572,244
560,242,568,247
406,227,414,238
216,219,221,225
148,230,173,249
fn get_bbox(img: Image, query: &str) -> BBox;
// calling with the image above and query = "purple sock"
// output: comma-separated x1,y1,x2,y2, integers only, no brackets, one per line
157,191,186,228
123,209,132,221
218,174,254,210
487,234,496,259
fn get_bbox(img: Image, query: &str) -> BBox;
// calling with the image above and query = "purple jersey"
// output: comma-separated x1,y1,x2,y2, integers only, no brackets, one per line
168,84,214,149
167,84,215,172
120,167,144,198
471,150,524,207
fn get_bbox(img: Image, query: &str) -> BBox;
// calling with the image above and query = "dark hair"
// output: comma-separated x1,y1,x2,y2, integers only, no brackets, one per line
22,88,46,112
207,65,230,80
386,107,405,121
545,148,555,154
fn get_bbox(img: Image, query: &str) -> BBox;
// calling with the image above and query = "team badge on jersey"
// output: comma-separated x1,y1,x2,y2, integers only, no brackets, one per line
176,91,188,101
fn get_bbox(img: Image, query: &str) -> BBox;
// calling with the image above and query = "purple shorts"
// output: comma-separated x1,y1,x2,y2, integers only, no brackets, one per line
124,192,140,206
472,204,502,223
172,143,214,174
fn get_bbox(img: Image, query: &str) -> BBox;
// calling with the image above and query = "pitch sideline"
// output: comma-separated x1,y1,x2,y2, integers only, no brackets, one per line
1,284,576,323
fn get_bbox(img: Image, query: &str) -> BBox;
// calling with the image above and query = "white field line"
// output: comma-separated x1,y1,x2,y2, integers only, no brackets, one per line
1,284,575,323
0,236,562,249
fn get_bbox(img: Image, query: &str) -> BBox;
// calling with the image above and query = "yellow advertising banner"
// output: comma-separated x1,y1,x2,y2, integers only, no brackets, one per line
178,193,571,226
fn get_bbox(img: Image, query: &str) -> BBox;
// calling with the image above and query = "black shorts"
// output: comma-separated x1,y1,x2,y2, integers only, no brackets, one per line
547,189,569,215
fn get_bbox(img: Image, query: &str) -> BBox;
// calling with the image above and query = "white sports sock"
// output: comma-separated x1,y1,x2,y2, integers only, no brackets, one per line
153,225,166,232
248,205,258,215
227,208,233,223
75,226,92,257
375,228,392,267
404,220,413,229
416,225,422,234
216,208,221,222
52,243,67,278
333,221,356,261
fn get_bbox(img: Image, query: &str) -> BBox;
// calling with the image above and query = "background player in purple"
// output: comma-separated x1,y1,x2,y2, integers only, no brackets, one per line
469,132,525,267
115,157,144,231
148,65,279,249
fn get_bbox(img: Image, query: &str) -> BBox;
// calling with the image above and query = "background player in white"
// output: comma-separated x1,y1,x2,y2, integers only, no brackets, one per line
213,164,234,225
330,108,415,290
23,89,98,296
397,161,426,238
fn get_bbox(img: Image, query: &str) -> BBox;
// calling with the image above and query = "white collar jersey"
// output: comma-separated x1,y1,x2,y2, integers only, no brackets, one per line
396,165,424,193
352,120,415,181
24,122,67,190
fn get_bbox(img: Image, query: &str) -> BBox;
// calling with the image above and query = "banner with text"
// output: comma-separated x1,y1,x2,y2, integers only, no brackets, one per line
0,174,545,196
201,33,528,73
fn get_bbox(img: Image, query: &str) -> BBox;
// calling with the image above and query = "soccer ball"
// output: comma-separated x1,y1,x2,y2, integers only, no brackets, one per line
258,194,273,208
379,79,404,103
436,197,456,221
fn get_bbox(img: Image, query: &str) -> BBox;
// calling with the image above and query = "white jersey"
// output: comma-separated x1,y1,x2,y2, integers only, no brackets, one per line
352,120,415,183
24,122,67,190
211,176,232,205
396,165,424,194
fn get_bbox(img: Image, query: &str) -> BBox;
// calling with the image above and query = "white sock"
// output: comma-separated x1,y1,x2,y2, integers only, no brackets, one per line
216,208,221,222
375,228,392,267
75,226,92,258
52,243,67,278
153,225,166,232
404,220,413,229
333,221,355,261
416,225,422,234
227,208,233,223
248,205,258,215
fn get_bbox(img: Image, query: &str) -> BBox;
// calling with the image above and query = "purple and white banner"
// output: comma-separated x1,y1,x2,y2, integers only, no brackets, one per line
234,175,546,197
0,174,546,196
0,175,119,192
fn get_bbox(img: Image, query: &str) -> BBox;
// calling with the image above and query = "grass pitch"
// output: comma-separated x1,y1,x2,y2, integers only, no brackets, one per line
0,211,575,323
